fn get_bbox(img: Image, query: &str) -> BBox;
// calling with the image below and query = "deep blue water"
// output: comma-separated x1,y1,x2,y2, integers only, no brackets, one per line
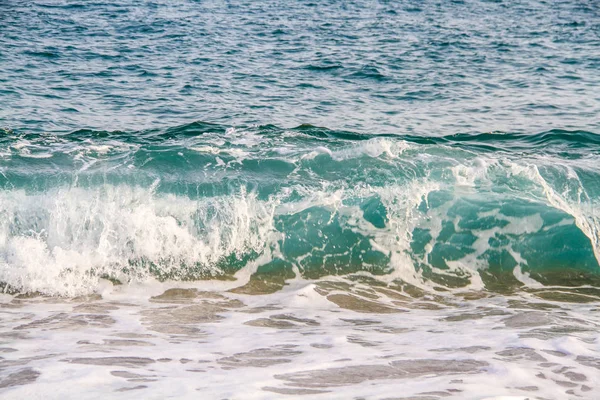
1,1,600,295
2,0,599,134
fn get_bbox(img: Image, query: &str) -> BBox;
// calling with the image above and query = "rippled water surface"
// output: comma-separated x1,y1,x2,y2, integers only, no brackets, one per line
1,0,599,134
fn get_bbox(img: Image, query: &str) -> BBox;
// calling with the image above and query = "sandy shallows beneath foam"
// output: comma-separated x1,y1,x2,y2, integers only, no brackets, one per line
0,281,599,399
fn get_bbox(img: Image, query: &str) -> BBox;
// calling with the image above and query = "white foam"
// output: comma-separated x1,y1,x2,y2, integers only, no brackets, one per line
87,144,112,154
189,145,220,154
451,157,492,187
332,137,411,161
0,284,598,400
0,186,279,296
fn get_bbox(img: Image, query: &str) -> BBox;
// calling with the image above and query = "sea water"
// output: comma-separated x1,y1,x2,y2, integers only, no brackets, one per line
1,1,599,398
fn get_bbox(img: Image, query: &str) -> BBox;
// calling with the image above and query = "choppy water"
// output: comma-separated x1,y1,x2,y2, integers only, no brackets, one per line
1,1,600,399
2,0,600,134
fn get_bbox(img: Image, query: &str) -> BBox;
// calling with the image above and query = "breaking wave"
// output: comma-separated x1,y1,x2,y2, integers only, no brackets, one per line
1,123,599,295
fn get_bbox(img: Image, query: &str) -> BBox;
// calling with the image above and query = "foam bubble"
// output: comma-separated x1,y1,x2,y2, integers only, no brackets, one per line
0,186,279,296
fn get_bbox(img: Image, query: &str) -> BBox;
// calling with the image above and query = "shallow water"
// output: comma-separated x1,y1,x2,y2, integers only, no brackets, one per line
1,0,600,398
1,282,599,399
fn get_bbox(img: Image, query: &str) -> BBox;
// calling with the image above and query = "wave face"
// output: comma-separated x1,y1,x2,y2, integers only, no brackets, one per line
1,123,600,295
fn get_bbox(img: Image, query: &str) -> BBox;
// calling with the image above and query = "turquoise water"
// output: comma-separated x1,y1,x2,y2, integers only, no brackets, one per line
1,1,600,295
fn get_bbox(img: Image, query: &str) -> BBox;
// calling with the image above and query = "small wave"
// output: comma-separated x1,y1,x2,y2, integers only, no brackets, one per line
304,64,343,72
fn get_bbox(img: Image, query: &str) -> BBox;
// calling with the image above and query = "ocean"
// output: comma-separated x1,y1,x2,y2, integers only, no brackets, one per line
1,0,599,398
